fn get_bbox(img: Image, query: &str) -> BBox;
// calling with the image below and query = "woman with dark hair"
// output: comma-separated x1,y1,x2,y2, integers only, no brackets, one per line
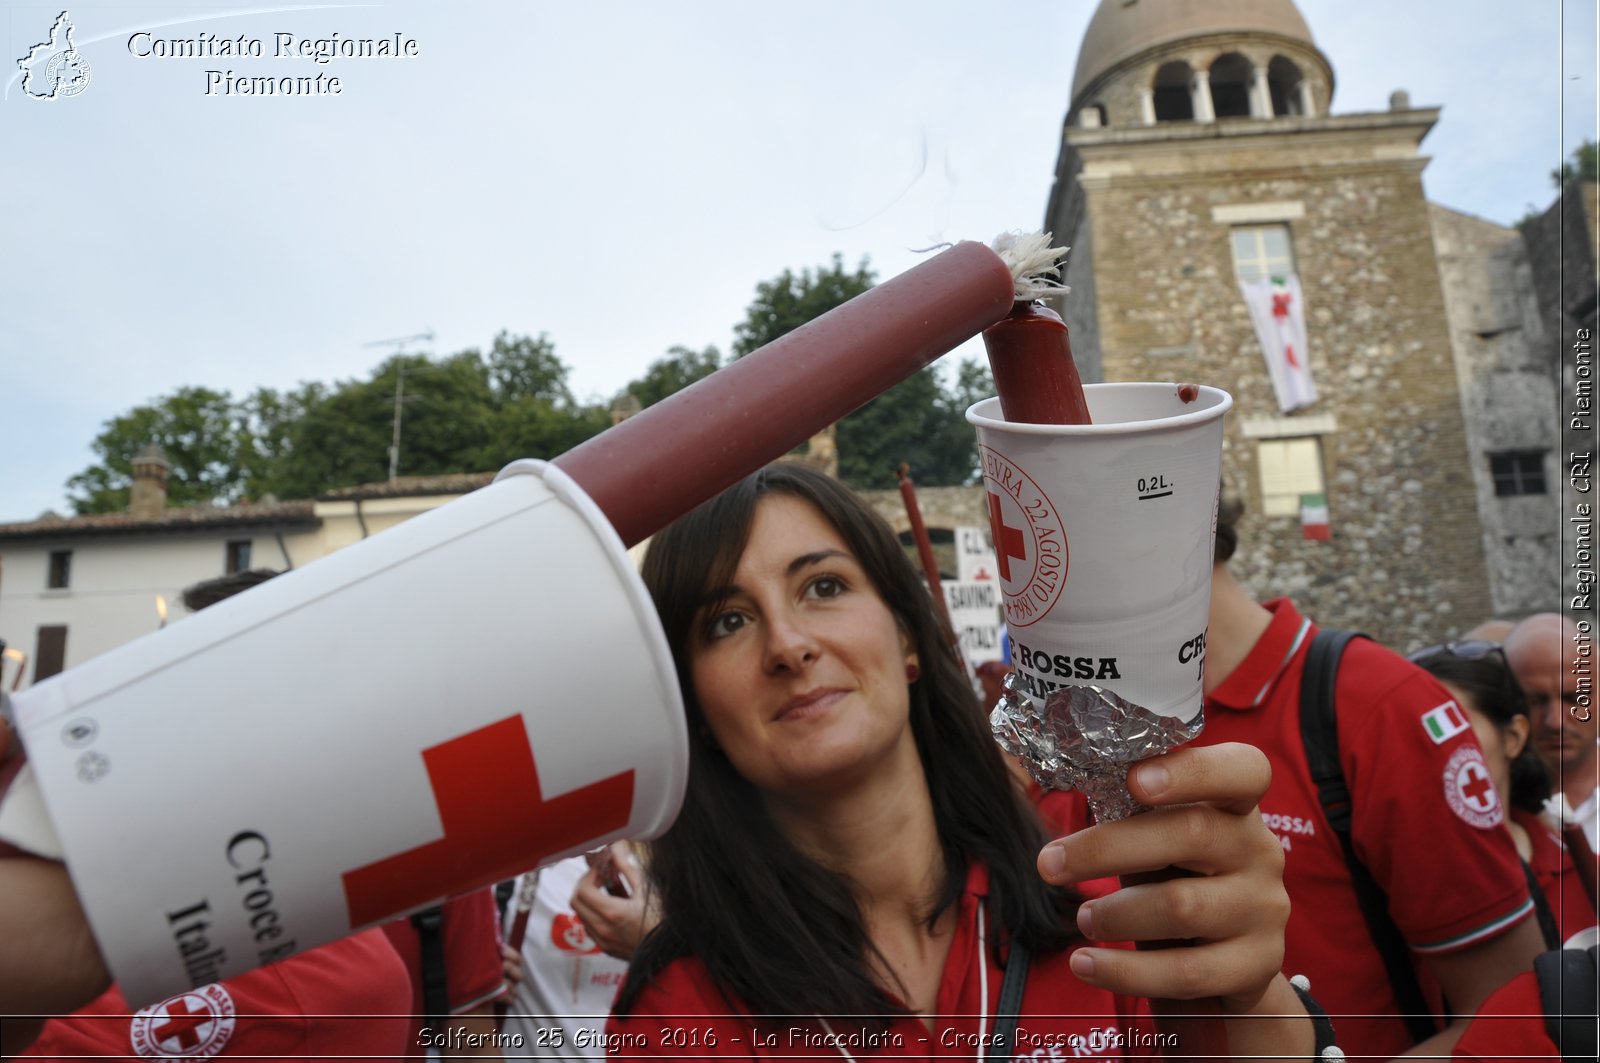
606,463,1313,1058
1412,642,1598,946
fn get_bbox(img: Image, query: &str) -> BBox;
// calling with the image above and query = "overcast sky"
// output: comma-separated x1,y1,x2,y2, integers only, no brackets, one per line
2,0,1595,522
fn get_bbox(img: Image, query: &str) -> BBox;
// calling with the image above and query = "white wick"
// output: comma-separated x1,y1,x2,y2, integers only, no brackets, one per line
991,231,1070,302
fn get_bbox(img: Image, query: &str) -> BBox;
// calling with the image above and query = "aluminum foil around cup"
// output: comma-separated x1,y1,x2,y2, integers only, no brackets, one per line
991,671,1203,822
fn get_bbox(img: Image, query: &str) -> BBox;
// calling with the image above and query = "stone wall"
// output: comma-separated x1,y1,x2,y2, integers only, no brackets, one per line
861,484,989,579
1429,204,1560,616
1522,180,1599,498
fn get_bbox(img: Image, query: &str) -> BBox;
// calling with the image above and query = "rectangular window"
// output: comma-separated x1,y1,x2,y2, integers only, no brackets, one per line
47,550,71,590
35,625,67,681
1258,437,1326,516
225,540,252,574
1489,450,1547,496
1231,224,1296,284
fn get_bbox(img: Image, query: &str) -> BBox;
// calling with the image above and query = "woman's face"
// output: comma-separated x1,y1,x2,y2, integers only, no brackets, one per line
687,494,920,800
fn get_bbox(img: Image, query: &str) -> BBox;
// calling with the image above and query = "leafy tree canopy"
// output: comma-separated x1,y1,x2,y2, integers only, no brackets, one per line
65,253,999,516
67,386,250,513
65,335,603,513
728,253,992,489
732,254,876,356
1552,139,1599,187
620,344,723,409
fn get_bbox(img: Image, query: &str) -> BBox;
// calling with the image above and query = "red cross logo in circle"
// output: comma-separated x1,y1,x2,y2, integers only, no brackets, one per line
152,996,211,1050
130,984,236,1059
1442,745,1503,830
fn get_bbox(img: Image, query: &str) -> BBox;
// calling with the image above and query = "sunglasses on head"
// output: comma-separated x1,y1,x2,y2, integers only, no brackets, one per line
1406,639,1504,666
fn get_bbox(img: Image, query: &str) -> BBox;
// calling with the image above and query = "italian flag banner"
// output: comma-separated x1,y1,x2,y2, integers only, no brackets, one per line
1301,492,1330,540
1239,274,1318,412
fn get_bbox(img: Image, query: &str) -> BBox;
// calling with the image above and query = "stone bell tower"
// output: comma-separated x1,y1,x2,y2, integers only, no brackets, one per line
1044,0,1504,647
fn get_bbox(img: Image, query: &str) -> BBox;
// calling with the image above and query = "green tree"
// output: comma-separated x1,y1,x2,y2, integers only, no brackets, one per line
481,331,610,465
1521,140,1600,228
64,333,614,511
620,344,723,409
272,351,500,498
235,382,327,501
66,387,249,513
487,330,572,406
485,392,610,469
732,255,877,356
1551,139,1599,186
729,255,987,489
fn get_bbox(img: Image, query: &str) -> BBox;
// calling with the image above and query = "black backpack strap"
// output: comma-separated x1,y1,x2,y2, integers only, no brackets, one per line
410,905,451,1031
1522,859,1563,950
986,939,1031,1063
1535,945,1598,1061
1300,628,1439,1045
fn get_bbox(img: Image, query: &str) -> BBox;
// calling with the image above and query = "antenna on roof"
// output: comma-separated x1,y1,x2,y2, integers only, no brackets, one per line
363,330,435,481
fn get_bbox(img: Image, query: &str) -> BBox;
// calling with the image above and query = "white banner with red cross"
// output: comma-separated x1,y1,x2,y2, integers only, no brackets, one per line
1239,275,1317,413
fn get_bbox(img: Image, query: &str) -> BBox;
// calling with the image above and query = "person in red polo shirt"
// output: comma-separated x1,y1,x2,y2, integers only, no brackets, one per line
1187,498,1544,1058
17,928,412,1060
383,888,509,1059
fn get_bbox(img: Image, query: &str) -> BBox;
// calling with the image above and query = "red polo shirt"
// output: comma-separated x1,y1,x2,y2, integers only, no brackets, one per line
382,888,508,1060
20,929,411,1059
607,864,1158,1059
1517,807,1599,945
1451,967,1554,1061
1196,599,1534,1058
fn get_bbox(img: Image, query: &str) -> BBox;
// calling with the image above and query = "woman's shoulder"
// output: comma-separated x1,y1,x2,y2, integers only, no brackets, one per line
606,955,763,1057
610,954,741,1023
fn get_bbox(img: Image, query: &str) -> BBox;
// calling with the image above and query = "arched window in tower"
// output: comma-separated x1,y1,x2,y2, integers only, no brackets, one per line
1152,61,1193,122
1209,54,1254,118
1267,56,1306,116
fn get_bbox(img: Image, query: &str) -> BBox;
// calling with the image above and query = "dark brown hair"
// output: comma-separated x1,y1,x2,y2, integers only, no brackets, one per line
1215,494,1244,564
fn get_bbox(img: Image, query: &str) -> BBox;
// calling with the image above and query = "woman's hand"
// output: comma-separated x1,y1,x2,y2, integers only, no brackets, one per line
569,842,661,961
1037,741,1288,1013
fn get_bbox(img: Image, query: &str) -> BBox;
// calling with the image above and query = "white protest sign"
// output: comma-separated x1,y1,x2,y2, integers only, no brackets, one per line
942,579,1005,664
955,525,1000,583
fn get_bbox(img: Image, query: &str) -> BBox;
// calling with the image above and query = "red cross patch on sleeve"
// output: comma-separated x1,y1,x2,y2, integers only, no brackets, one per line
1443,745,1504,830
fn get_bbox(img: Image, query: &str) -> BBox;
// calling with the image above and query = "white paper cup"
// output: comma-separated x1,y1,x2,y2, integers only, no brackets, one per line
966,384,1232,721
9,459,687,1007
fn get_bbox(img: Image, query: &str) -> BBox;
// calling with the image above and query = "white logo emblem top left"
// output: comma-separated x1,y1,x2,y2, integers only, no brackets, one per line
18,10,92,100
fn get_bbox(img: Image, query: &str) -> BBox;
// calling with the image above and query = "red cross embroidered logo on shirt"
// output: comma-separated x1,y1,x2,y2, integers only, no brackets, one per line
342,716,634,926
130,984,236,1060
1442,745,1503,830
152,997,209,1049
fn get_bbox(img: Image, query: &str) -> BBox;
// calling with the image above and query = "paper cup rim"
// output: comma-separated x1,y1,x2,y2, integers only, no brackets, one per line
965,383,1233,435
494,458,689,841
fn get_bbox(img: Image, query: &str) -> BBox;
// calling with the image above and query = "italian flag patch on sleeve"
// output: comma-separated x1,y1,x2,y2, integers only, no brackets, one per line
1422,700,1470,744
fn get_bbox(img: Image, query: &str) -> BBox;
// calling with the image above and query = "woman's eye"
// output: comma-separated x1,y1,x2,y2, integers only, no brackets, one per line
707,611,747,639
808,576,844,599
